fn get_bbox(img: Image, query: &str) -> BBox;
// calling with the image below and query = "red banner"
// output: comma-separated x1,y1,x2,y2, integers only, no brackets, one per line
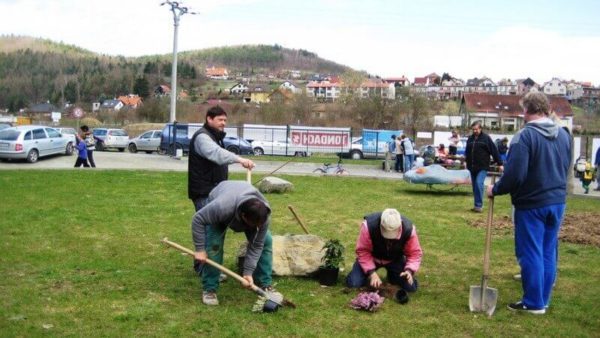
290,131,349,147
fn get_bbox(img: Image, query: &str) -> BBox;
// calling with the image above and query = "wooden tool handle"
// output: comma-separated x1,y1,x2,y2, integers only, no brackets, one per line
161,237,265,295
287,205,310,234
246,168,252,183
482,175,496,277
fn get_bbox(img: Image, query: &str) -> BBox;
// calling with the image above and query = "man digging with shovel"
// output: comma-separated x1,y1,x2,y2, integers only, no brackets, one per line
191,180,279,306
346,208,423,299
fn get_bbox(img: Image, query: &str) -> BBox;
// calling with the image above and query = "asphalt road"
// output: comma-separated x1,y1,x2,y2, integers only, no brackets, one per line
1,151,598,197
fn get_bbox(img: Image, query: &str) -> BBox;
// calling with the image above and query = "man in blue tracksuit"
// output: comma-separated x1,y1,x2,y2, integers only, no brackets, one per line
487,92,571,314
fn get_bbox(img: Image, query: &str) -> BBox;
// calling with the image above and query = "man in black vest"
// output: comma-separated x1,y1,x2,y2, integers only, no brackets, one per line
188,106,255,276
346,208,423,293
188,106,255,211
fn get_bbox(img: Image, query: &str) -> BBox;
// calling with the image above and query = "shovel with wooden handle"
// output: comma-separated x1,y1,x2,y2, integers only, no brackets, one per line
469,175,498,316
246,168,252,184
161,237,289,312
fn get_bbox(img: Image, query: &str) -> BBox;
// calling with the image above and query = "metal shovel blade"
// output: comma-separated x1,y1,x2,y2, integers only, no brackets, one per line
469,285,498,315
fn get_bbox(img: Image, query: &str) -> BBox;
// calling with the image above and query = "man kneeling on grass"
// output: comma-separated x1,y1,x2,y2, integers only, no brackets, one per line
192,181,275,306
346,208,423,293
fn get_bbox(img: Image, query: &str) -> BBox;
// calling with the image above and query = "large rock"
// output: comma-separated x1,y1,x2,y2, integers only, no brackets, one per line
238,234,326,276
257,176,294,194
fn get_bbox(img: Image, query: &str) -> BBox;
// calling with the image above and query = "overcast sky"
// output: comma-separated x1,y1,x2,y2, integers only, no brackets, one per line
1,0,600,85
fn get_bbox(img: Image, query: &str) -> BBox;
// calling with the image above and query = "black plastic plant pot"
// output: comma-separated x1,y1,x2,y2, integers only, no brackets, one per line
395,289,409,304
318,267,339,286
262,299,280,313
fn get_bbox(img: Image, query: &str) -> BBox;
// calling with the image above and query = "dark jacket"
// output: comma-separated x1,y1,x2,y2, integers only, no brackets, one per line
465,131,502,173
188,126,228,200
492,117,571,209
364,212,413,262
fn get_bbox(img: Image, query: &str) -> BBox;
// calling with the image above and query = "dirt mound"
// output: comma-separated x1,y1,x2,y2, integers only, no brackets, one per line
470,212,600,247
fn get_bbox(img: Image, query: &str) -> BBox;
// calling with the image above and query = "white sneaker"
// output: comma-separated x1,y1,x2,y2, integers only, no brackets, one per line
202,291,219,306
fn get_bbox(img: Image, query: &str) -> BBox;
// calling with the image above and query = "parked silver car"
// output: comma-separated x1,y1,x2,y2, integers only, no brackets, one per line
128,129,162,153
92,128,129,152
0,125,74,163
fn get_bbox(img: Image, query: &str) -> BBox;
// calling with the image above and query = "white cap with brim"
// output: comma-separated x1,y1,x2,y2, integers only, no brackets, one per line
380,208,402,239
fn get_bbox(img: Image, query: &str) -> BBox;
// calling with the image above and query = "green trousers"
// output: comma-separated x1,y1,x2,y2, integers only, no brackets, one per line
202,224,273,292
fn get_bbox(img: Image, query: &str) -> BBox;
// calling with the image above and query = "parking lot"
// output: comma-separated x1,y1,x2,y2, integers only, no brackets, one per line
0,151,597,197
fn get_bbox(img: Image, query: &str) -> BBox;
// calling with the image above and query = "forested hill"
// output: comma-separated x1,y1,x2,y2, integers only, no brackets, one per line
0,35,350,112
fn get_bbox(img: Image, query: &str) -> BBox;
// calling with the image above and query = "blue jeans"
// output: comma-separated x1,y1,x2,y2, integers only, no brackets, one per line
403,154,414,173
514,204,565,310
471,170,487,208
345,260,418,292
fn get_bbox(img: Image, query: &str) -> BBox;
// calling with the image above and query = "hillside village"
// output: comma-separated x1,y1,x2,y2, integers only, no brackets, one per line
1,37,599,134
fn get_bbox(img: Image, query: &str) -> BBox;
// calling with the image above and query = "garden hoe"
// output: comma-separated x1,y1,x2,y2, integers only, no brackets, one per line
161,238,294,313
469,176,498,316
287,204,310,234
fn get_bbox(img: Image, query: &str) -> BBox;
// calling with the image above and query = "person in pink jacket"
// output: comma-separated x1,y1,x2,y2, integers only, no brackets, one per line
345,208,423,293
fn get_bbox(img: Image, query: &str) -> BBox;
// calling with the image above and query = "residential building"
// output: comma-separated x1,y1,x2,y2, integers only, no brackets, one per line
542,78,567,96
464,77,497,94
269,88,294,104
244,84,270,104
154,85,171,97
580,85,600,107
100,99,123,111
205,66,229,80
565,81,584,101
460,93,573,131
306,80,343,102
305,79,394,102
516,78,539,95
383,76,411,87
26,102,60,120
118,94,143,109
359,79,395,99
279,81,301,94
413,73,441,86
229,82,249,95
496,79,518,95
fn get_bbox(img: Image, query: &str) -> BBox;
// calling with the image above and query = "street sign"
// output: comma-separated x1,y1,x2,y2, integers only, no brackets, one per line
73,107,83,118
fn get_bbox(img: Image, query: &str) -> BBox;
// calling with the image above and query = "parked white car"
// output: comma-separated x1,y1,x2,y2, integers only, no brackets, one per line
128,129,162,153
55,127,78,146
92,128,129,152
251,139,310,157
0,125,74,163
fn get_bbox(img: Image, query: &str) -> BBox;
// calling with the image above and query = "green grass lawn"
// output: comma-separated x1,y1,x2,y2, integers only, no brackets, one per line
1,170,599,336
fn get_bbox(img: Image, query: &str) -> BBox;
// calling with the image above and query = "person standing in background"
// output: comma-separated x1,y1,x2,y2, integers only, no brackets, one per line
400,134,414,172
188,106,255,277
80,125,96,168
395,135,404,173
448,130,460,156
465,121,503,213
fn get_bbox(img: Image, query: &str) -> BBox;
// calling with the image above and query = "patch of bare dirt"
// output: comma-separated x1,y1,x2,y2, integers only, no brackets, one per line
470,213,600,247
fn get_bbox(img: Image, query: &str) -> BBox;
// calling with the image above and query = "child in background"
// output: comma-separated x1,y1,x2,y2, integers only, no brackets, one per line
581,161,595,194
74,135,90,168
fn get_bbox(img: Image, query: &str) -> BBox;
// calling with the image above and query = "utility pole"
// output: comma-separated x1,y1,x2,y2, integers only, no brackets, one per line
161,1,197,123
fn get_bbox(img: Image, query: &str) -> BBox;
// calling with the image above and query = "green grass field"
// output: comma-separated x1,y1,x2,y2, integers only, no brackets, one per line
0,170,599,336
